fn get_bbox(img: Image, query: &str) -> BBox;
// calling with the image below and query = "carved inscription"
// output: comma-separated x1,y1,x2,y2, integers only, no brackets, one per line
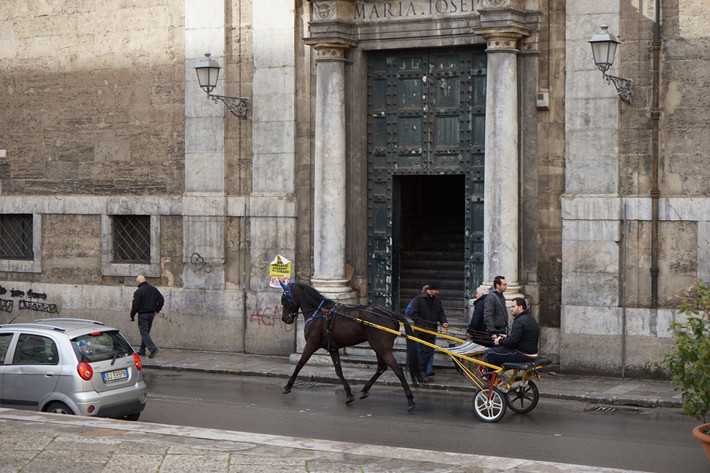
353,0,478,20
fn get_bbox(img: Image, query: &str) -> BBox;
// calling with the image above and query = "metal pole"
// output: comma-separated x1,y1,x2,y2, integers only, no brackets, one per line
650,0,661,311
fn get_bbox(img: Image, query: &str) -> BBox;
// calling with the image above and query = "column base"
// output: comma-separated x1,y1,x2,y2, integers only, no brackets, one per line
311,278,359,304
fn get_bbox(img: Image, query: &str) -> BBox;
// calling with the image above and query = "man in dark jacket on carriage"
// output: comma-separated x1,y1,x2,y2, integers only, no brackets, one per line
409,280,448,382
484,297,540,369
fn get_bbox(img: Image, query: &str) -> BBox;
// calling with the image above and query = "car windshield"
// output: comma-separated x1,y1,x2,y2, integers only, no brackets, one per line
71,330,134,362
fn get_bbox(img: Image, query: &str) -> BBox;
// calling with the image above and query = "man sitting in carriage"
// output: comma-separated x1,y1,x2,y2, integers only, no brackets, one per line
484,297,540,369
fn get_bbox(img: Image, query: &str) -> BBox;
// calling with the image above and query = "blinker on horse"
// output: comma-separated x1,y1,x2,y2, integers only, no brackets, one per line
280,281,422,411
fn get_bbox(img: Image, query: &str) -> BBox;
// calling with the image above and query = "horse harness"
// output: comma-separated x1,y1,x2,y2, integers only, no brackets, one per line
283,282,400,352
311,303,404,353
304,301,342,352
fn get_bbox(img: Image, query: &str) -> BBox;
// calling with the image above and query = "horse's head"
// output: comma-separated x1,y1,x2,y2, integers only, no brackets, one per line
280,281,299,324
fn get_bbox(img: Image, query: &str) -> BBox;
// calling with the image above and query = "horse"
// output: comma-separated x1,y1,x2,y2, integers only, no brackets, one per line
280,282,422,411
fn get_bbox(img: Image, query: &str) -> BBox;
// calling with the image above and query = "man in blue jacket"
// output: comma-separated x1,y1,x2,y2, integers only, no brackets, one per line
484,297,540,369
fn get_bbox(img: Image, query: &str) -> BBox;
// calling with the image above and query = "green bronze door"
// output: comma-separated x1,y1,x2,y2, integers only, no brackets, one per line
367,47,486,309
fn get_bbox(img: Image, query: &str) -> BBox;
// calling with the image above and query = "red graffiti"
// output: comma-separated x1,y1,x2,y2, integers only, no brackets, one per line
249,304,294,331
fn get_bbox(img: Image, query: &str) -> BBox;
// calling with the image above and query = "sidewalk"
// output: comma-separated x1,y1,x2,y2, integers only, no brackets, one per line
0,349,683,473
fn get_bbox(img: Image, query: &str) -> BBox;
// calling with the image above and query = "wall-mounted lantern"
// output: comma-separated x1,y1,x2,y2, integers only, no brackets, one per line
194,53,249,118
589,25,632,104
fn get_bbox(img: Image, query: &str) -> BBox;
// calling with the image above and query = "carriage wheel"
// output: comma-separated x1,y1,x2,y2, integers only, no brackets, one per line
472,387,507,423
505,378,539,414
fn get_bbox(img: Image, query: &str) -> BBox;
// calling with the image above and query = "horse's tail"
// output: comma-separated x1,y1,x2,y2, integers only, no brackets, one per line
390,311,425,383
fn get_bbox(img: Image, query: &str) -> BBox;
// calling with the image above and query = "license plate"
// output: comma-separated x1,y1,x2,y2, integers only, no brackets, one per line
102,369,128,382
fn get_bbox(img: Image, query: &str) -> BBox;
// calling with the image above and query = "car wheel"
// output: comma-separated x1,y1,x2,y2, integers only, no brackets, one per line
124,413,141,421
45,402,75,415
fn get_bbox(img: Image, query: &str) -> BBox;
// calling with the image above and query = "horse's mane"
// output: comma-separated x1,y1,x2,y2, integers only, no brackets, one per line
297,283,334,307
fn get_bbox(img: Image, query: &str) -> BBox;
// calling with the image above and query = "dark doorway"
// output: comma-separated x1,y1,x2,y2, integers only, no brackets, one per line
366,46,485,316
396,175,465,319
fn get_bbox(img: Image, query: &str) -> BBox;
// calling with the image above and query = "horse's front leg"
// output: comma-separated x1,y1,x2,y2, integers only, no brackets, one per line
328,349,355,404
283,344,317,394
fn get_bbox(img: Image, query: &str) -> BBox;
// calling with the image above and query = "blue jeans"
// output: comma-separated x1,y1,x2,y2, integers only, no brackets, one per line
484,346,535,369
137,313,157,354
417,331,436,375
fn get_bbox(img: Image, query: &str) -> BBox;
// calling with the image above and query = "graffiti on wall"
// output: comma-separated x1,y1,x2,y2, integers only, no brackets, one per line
190,252,214,273
249,303,294,332
27,289,47,299
19,300,59,314
0,285,59,316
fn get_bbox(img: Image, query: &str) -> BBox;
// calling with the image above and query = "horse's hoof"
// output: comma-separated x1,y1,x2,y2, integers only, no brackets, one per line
407,401,417,412
346,394,355,404
282,387,292,395
359,391,369,400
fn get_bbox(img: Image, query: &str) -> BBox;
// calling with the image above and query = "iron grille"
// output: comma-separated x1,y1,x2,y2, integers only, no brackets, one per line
0,214,33,260
113,215,151,263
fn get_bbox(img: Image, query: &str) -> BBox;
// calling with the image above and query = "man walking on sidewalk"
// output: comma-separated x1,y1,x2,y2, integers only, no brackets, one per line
130,274,164,358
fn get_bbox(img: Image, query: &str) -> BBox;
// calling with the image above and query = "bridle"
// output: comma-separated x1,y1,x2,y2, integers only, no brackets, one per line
280,281,329,324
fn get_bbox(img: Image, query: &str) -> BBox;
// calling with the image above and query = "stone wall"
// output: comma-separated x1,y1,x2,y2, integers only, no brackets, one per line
561,0,710,375
0,0,186,196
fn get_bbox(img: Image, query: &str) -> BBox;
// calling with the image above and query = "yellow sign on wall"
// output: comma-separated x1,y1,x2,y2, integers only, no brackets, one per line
269,254,292,288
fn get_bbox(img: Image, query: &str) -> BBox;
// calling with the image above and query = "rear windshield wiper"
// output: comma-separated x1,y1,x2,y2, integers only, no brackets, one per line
111,351,128,365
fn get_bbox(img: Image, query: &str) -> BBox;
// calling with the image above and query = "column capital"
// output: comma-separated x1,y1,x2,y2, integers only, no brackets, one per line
307,42,350,62
477,31,524,52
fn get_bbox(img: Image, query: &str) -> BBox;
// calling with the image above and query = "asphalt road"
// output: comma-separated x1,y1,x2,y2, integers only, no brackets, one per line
140,371,707,473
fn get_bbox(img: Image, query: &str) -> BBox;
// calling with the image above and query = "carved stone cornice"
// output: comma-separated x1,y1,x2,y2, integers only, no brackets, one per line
480,0,525,9
476,0,538,41
307,0,358,48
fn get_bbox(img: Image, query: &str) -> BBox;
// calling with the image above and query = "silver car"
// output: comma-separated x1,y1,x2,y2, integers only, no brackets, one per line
0,318,147,420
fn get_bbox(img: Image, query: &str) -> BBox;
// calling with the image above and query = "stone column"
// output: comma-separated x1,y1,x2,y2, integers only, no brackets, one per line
481,33,522,294
310,44,356,301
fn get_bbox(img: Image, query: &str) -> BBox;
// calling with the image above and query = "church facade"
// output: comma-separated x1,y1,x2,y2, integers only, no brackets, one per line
1,0,708,375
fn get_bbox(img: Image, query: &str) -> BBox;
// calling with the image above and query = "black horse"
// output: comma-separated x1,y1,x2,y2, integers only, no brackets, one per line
280,282,422,411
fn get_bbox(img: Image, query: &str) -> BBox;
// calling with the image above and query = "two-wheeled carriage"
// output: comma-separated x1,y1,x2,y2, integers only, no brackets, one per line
280,282,551,423
409,329,551,422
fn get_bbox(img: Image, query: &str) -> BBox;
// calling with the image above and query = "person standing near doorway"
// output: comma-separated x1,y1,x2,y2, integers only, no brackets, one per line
130,274,164,358
466,285,494,346
410,280,448,382
483,275,509,336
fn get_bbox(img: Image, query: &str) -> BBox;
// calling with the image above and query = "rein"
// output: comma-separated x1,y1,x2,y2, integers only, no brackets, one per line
303,300,327,326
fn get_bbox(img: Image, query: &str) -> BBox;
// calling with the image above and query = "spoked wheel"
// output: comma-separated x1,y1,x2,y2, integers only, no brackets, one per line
472,387,507,423
505,378,539,414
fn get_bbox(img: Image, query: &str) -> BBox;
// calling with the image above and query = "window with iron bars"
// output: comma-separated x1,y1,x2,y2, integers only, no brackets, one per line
112,215,151,263
0,214,34,260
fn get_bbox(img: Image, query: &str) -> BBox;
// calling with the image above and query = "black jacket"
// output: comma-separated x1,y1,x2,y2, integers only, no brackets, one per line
499,309,540,355
483,290,508,334
131,282,164,317
410,292,447,330
466,294,487,334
